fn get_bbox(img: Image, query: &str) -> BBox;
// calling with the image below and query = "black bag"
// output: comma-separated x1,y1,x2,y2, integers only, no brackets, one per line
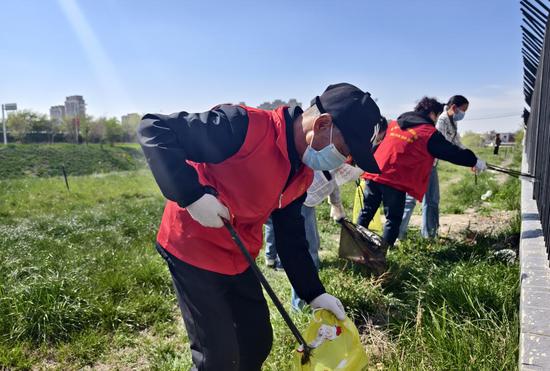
338,218,388,275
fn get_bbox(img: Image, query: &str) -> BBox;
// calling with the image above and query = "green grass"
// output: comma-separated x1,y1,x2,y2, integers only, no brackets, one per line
0,143,145,179
0,144,521,370
437,145,522,214
0,171,172,369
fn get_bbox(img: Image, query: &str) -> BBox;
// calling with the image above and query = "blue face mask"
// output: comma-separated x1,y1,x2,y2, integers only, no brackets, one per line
454,108,465,121
302,124,347,170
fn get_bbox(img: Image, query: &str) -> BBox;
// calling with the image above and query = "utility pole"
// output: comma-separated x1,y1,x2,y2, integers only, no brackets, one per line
1,104,5,145
1,103,17,145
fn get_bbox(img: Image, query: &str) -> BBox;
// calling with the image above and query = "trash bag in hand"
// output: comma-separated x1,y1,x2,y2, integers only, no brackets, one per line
292,309,368,370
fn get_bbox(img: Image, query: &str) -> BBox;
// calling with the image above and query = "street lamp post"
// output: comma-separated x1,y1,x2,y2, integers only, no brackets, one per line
1,103,17,145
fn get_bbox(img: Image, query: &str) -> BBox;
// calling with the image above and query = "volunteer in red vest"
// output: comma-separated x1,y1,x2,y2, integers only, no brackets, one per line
358,97,486,246
138,83,382,371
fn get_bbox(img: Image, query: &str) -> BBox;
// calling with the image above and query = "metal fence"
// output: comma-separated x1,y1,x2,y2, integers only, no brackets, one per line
522,0,550,263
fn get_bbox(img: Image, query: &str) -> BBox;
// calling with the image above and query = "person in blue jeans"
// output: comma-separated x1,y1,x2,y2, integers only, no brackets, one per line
399,166,439,239
265,204,327,273
264,170,347,310
265,188,343,270
398,95,470,240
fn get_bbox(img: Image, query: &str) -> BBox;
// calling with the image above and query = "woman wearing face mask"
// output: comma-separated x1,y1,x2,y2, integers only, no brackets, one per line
438,95,469,147
398,95,473,240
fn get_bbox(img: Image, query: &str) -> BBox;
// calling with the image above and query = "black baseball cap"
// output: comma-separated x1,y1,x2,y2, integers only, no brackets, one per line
312,83,382,173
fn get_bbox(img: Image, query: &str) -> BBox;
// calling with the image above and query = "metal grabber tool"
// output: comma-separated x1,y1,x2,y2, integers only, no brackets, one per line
223,220,313,364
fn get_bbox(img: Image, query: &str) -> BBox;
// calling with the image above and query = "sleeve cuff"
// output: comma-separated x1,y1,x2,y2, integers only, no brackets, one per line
305,288,327,304
176,186,206,208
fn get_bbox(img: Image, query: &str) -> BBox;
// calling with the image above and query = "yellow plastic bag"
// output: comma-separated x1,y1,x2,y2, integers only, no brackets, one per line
352,179,383,234
292,310,368,370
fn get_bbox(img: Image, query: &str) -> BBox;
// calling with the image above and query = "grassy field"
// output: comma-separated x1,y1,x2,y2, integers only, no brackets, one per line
0,143,522,370
0,144,144,179
437,143,522,214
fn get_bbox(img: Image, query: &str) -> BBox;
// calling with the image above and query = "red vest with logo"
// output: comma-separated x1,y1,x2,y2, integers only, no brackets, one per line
363,120,436,201
156,106,313,275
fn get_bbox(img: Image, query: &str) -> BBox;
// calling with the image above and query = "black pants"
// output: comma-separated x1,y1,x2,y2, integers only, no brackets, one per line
156,244,273,371
357,180,406,245
494,145,500,155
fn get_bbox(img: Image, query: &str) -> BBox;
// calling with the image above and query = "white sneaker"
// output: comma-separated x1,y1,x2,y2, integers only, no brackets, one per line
330,204,346,221
265,258,277,268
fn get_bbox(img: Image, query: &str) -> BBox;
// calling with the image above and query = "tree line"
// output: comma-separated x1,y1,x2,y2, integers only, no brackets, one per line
1,100,302,145
1,110,141,145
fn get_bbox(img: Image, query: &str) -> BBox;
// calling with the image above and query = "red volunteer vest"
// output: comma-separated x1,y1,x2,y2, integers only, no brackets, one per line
363,120,436,201
156,106,313,275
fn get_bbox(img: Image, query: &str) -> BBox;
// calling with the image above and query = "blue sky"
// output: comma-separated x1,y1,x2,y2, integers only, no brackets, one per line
0,0,524,133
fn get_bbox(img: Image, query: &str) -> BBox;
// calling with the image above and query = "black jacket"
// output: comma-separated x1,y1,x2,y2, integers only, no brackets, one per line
138,104,325,302
397,112,477,167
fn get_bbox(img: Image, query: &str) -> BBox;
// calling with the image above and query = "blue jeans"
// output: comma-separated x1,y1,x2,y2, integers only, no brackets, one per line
291,205,320,310
398,167,440,239
263,206,320,310
264,216,280,267
398,194,417,240
422,166,440,238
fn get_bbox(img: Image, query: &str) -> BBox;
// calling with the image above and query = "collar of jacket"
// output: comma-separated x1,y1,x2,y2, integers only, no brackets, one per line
445,111,456,126
396,111,435,129
440,111,458,133
284,105,304,173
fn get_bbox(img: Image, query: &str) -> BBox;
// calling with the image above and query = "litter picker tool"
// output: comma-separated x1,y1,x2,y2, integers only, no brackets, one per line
223,220,313,364
339,180,388,274
486,163,537,180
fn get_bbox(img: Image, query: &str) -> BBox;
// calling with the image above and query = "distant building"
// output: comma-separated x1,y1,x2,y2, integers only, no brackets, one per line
49,105,65,124
287,99,301,108
257,98,302,110
500,132,515,143
121,113,142,142
483,131,516,146
121,113,141,127
62,95,86,143
64,95,86,119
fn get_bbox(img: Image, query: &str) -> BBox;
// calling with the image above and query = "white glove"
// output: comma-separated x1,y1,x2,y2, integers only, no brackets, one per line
186,193,230,228
310,293,346,320
473,158,487,174
329,203,346,222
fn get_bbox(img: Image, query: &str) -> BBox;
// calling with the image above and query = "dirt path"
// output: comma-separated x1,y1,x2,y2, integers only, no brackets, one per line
403,155,516,238
406,208,515,238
